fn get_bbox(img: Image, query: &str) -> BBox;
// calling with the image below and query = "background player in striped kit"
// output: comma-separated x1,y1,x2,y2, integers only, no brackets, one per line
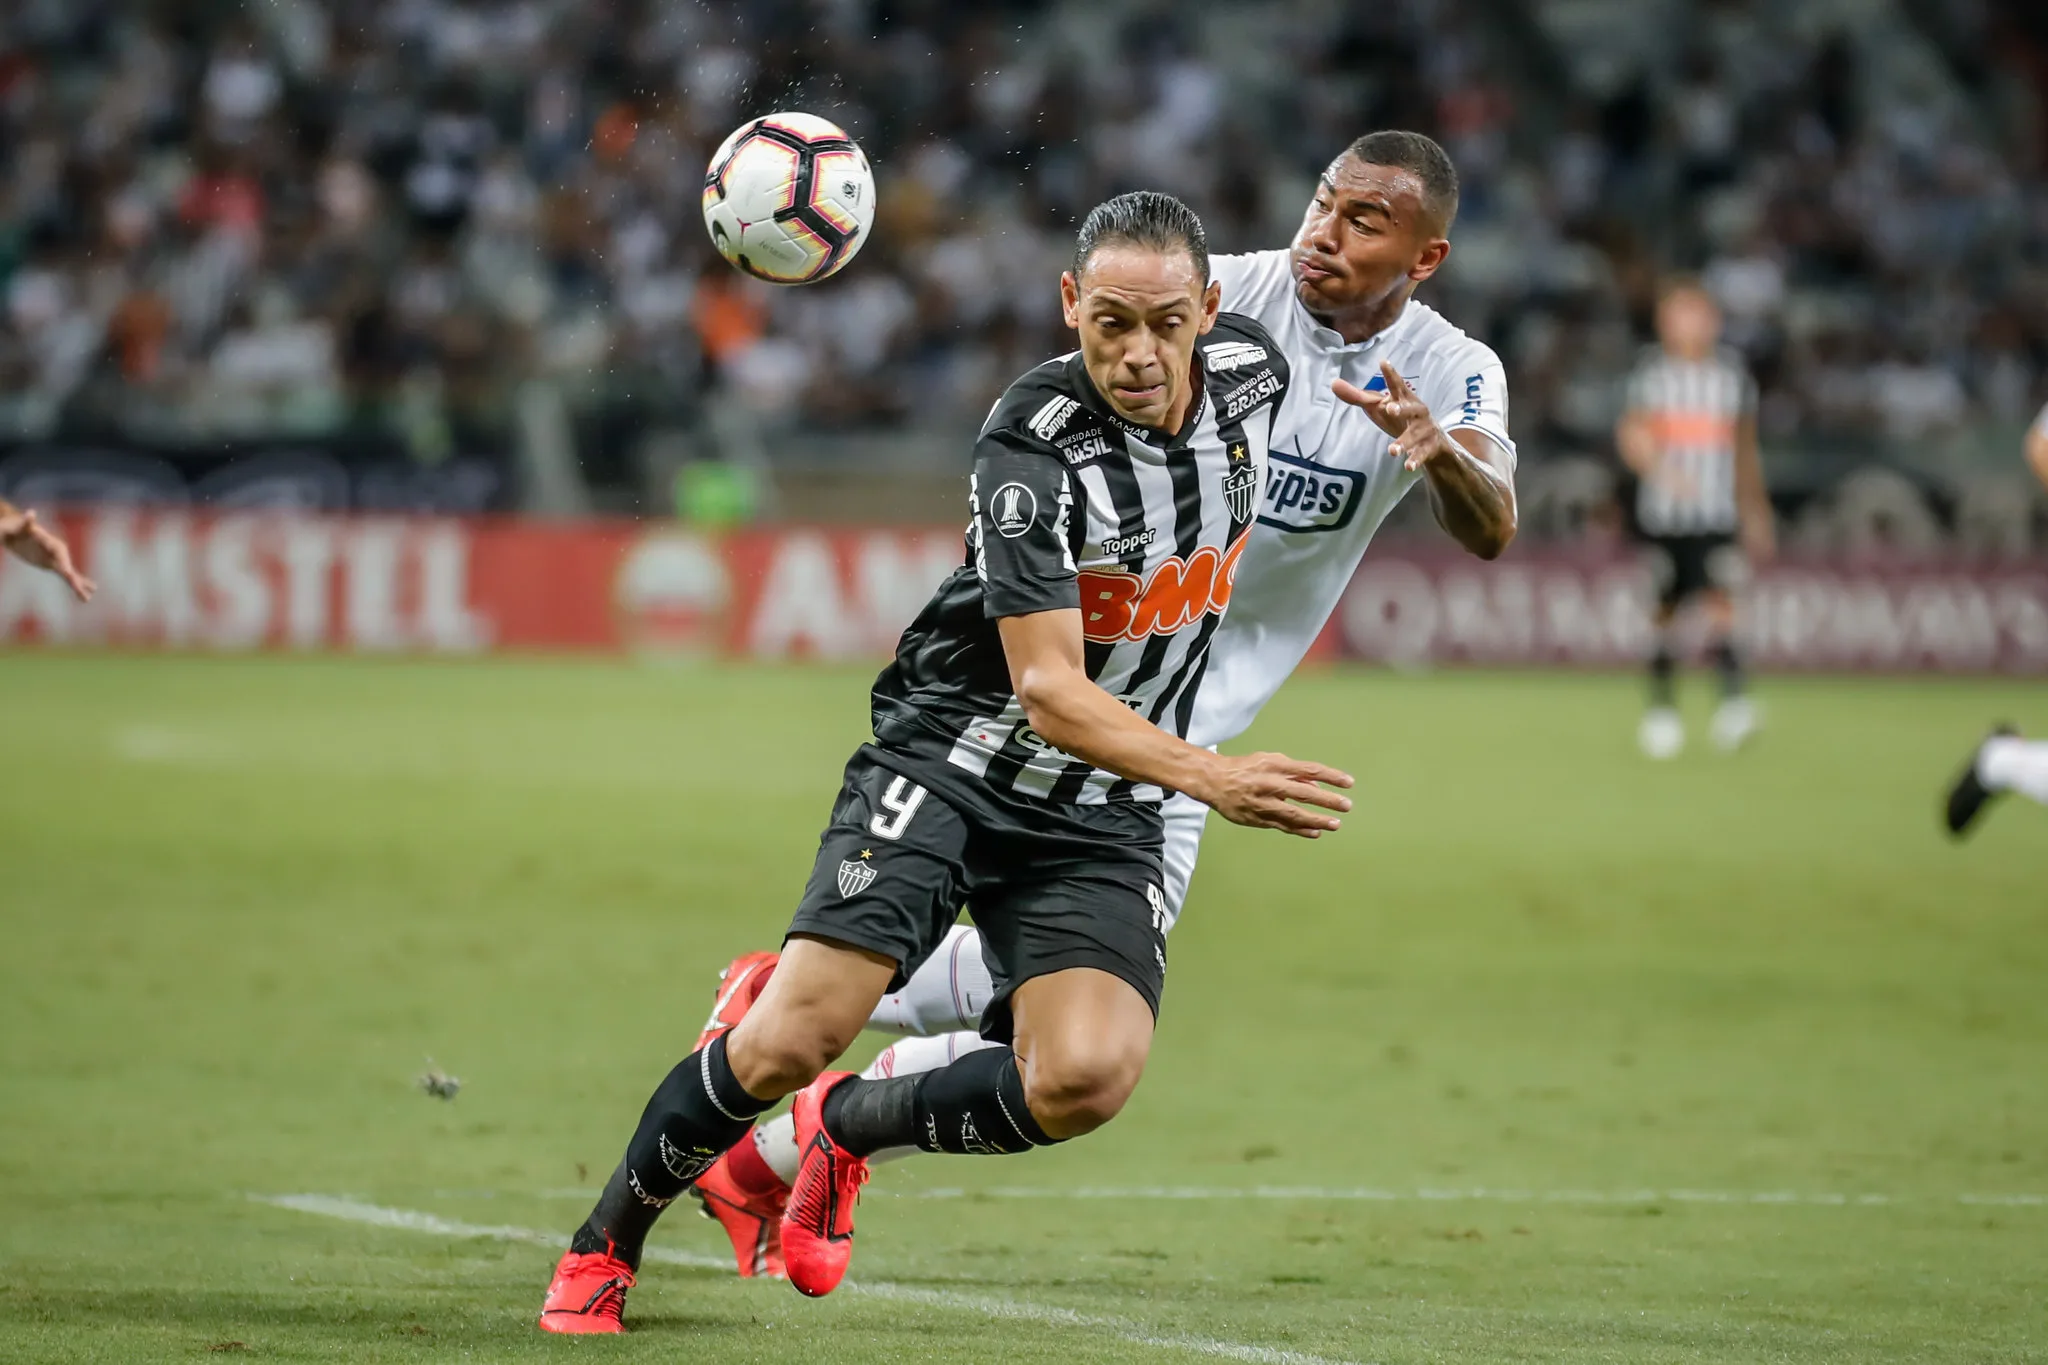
689,131,1522,1281
1616,280,1775,760
1943,399,2048,835
538,192,1354,1330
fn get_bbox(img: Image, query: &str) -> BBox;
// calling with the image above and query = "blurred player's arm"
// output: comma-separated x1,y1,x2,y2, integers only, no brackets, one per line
1336,360,1515,560
1735,410,1775,562
2026,411,2048,495
997,609,1351,837
0,497,95,602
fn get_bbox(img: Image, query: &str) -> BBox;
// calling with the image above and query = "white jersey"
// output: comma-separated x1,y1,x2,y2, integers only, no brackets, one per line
1181,249,1516,750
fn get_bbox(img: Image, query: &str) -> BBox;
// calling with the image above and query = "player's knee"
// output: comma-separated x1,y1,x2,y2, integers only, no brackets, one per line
727,1007,859,1098
1023,1041,1147,1139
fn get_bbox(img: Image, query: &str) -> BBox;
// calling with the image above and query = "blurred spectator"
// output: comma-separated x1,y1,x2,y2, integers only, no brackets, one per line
0,0,2044,515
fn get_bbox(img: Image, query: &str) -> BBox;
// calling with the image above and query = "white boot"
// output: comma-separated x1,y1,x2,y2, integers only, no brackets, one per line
1711,696,1759,752
1639,706,1684,760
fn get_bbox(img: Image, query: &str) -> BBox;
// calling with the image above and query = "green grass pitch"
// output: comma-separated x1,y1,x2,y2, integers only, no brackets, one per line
1,653,2043,1363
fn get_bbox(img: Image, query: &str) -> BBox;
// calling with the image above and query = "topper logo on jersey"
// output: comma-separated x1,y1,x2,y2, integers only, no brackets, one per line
1257,450,1364,533
1078,536,1246,642
991,482,1037,537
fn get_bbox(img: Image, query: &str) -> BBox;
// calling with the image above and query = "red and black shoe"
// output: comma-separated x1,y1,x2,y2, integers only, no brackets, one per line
538,1247,634,1334
694,950,779,1052
691,1144,790,1279
780,1072,869,1298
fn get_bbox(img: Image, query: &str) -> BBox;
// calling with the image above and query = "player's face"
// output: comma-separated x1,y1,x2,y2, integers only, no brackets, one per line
1290,156,1449,321
1062,245,1221,431
1657,288,1721,359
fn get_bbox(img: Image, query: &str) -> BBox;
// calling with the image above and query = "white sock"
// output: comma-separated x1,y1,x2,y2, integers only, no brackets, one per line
1978,737,2048,804
753,1114,801,1186
749,1031,1003,1184
866,924,994,1036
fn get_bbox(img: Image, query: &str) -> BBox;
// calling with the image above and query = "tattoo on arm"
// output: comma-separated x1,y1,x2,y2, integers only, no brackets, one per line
1424,430,1516,559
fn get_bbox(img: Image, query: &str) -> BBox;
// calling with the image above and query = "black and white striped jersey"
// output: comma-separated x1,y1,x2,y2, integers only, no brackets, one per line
1624,347,1756,536
869,313,1289,807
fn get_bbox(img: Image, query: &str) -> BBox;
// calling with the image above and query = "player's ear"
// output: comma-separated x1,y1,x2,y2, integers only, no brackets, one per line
1409,238,1451,284
1197,278,1221,333
1060,271,1081,329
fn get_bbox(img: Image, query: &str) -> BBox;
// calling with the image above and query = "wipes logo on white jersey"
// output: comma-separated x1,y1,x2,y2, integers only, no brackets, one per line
1256,451,1364,533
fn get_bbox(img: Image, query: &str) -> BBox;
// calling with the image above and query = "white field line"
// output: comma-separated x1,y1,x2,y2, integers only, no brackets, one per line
253,1194,1358,1365
523,1185,2048,1209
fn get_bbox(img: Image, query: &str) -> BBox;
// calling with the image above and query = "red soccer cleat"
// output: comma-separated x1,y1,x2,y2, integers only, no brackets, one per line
691,1147,789,1278
694,950,779,1052
538,1247,634,1334
780,1072,869,1298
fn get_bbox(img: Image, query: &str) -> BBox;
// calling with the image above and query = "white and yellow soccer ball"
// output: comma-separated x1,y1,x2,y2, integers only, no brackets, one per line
701,112,875,284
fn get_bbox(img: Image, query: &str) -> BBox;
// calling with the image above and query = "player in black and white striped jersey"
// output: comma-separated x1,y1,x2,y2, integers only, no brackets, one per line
1617,279,1775,759
539,192,1356,1328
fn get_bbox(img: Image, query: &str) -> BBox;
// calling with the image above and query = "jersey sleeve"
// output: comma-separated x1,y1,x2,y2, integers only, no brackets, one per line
1433,344,1517,475
969,428,1079,619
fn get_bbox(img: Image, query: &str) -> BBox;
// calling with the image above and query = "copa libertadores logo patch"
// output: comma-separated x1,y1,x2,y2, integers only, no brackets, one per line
992,482,1038,537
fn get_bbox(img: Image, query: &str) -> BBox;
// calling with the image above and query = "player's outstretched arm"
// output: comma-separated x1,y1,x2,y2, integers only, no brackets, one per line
997,609,1353,837
0,499,95,602
1336,362,1515,560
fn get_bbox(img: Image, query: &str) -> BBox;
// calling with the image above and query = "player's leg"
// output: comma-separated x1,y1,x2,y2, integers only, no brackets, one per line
540,752,965,1330
1701,540,1758,751
1946,724,2048,835
778,820,1170,1296
865,923,997,1036
1639,538,1685,759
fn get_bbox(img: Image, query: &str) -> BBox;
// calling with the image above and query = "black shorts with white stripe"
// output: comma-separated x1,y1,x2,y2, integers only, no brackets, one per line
783,745,1168,1039
1642,532,1742,610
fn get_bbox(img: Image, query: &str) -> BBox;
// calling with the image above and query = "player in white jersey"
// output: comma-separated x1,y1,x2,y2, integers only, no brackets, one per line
1943,399,2048,836
684,132,1519,1280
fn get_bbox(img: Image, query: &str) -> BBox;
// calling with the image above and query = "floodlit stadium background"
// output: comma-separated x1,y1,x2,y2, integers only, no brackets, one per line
2,3,2045,1363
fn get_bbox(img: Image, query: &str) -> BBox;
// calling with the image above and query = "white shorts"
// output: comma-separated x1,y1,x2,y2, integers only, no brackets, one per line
1158,791,1210,932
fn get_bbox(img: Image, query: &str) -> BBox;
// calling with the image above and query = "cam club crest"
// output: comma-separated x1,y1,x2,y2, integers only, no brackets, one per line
837,851,878,898
1223,445,1258,524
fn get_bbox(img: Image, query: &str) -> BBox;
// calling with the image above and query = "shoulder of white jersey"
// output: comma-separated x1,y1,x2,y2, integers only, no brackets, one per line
1203,312,1291,424
979,352,1123,470
1209,250,1294,315
1392,301,1503,375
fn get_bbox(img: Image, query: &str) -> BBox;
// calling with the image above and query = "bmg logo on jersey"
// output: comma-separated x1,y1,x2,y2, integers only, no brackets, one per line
1257,451,1364,533
1077,537,1246,642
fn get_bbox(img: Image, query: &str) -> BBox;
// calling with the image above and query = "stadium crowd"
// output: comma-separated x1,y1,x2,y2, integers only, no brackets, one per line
2,0,2047,507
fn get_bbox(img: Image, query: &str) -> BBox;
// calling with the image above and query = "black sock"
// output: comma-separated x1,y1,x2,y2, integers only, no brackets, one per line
1710,638,1744,698
569,1034,773,1268
1648,640,1676,708
823,1046,1058,1157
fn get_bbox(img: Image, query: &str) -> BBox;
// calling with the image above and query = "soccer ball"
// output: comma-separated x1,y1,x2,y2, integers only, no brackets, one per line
701,113,875,285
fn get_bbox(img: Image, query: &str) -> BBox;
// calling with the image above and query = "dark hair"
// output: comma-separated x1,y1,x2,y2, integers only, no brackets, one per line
1343,130,1460,232
1071,190,1209,286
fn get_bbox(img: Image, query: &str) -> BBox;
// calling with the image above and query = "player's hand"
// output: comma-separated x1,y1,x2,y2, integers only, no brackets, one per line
1,508,95,602
1333,361,1448,472
1196,752,1354,838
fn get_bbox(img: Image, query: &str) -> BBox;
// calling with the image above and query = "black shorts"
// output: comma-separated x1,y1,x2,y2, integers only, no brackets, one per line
784,745,1169,1042
1643,533,1743,610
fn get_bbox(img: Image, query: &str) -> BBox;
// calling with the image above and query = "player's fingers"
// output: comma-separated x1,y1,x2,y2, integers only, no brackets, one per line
1282,781,1352,813
1381,359,1417,400
1287,761,1354,788
63,567,95,602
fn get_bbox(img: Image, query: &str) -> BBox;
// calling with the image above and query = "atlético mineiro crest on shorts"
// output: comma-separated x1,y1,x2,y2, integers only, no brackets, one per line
837,852,877,898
